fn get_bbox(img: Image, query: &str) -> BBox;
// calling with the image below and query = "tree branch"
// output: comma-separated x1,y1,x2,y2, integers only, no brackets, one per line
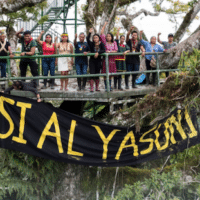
0,0,45,14
174,0,200,43
116,9,160,19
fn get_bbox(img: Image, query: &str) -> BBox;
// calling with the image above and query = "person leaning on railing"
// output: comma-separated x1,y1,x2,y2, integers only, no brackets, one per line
114,28,130,90
0,30,14,78
55,33,73,91
126,26,145,89
3,80,41,102
87,28,106,92
16,28,39,86
139,30,164,86
74,32,89,91
157,32,177,78
100,21,118,91
37,31,56,89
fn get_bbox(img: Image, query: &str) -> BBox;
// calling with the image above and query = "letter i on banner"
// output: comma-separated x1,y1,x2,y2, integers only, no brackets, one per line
12,102,32,144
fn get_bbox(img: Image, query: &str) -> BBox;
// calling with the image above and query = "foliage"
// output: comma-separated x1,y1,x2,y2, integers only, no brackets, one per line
1,1,48,29
0,149,66,199
112,168,200,200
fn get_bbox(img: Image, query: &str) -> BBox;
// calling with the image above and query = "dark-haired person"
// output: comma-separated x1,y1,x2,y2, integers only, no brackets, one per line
74,32,89,91
140,30,164,86
3,80,41,102
125,26,145,89
87,28,105,92
55,33,73,90
37,31,56,89
115,28,130,90
16,28,39,86
157,33,177,77
100,22,118,91
0,30,14,78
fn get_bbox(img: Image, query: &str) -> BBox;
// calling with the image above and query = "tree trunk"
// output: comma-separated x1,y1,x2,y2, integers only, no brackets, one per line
159,30,200,69
6,25,18,76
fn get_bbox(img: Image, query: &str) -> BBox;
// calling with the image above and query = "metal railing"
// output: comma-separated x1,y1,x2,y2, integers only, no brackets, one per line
0,52,179,93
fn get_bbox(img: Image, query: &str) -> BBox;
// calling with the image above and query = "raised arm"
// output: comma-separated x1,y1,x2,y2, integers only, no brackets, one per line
116,27,120,40
37,31,45,46
16,28,24,39
157,33,162,44
100,21,108,36
74,33,77,46
126,26,134,43
139,30,143,41
87,28,93,47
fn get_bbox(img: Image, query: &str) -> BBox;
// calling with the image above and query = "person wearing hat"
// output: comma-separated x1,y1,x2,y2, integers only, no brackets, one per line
0,30,14,78
16,28,39,85
157,33,177,77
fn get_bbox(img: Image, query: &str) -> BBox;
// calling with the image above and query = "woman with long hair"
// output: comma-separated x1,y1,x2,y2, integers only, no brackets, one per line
87,28,105,92
115,28,130,90
55,33,73,90
37,31,56,89
100,22,118,91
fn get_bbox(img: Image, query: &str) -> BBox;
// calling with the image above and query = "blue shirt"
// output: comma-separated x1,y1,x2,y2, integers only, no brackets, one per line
140,39,164,60
75,41,89,65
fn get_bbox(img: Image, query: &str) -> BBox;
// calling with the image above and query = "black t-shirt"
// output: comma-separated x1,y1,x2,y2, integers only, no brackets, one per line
0,41,10,63
126,39,142,64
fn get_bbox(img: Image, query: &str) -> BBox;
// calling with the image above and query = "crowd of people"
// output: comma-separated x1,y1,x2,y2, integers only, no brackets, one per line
0,22,177,101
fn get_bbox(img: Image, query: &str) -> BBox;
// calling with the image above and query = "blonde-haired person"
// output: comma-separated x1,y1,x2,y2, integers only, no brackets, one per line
55,33,73,90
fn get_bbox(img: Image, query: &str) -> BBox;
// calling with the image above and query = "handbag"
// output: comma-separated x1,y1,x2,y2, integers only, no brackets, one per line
150,50,156,68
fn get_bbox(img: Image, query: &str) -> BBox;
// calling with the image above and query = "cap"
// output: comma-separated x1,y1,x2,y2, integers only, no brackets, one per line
168,33,174,37
24,30,31,35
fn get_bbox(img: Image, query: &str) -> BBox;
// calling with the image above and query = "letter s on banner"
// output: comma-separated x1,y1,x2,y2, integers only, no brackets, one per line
0,96,15,139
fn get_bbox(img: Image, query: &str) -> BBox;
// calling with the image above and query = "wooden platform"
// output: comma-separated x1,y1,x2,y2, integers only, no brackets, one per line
10,85,157,102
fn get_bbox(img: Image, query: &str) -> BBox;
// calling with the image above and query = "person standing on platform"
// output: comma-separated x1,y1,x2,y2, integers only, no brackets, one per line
55,34,73,91
157,33,177,77
74,32,89,91
140,30,164,86
16,28,39,86
87,28,105,92
115,28,130,90
0,30,14,78
100,22,118,91
125,26,145,89
37,31,56,89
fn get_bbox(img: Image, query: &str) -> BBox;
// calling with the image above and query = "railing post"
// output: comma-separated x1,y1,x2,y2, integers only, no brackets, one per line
156,53,160,87
7,57,11,88
105,53,110,92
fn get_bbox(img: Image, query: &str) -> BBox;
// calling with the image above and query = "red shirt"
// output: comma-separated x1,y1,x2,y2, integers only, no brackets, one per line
42,42,55,55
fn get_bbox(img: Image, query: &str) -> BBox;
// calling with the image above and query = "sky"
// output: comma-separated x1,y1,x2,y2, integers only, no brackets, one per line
61,0,200,43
